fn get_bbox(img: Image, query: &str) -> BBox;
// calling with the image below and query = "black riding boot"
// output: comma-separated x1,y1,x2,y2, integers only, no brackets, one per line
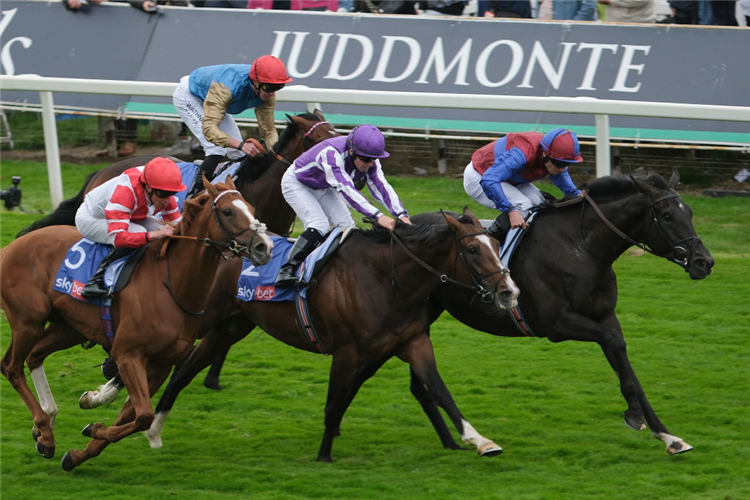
487,212,511,243
187,154,223,199
81,247,130,299
274,228,323,288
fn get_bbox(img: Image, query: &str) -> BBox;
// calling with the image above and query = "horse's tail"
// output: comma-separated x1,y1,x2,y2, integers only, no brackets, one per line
15,170,97,239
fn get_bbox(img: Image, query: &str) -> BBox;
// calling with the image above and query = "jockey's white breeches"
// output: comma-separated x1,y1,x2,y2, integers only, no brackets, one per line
463,162,545,217
281,167,355,235
173,76,244,160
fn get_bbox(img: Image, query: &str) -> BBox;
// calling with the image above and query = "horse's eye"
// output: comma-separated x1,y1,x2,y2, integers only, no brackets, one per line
222,208,233,217
662,212,672,221
467,246,478,254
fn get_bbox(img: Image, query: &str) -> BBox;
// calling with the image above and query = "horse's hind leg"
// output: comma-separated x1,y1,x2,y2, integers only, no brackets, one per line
203,347,229,391
398,333,502,458
1,316,57,458
317,349,389,462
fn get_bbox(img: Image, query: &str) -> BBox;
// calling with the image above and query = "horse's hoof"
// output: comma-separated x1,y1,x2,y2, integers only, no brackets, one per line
61,451,76,471
203,378,222,392
36,440,55,459
81,423,96,438
624,412,646,431
79,391,91,410
316,455,333,463
667,440,694,455
478,441,503,457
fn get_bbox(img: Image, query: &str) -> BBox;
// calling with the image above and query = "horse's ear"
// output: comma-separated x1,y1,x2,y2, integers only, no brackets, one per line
668,170,680,190
442,209,462,233
629,175,648,194
204,175,219,198
313,108,325,120
223,174,237,190
462,206,479,224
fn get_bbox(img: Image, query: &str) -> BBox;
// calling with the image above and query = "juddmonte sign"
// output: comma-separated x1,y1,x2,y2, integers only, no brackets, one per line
2,1,749,142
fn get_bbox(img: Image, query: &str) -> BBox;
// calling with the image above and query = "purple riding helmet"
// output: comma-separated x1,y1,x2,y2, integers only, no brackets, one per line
347,124,390,159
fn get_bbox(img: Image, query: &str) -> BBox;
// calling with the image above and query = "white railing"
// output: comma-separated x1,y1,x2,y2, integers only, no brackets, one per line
2,74,749,208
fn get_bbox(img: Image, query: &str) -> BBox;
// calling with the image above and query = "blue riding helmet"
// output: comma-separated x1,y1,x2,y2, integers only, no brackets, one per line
347,124,390,159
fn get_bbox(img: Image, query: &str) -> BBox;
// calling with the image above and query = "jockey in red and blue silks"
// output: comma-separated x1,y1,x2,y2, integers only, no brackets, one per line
275,124,411,288
464,128,584,235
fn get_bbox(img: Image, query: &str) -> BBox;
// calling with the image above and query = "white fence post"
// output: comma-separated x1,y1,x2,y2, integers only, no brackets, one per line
39,91,63,209
595,114,611,179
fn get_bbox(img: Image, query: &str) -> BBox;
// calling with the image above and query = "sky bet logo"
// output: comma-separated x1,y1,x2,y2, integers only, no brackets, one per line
55,276,86,299
237,284,276,301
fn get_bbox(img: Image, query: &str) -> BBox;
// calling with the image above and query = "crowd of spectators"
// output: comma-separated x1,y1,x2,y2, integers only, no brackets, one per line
64,0,748,25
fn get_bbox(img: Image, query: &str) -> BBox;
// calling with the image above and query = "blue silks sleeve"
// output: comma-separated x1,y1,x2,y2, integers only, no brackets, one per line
550,170,581,197
479,147,527,213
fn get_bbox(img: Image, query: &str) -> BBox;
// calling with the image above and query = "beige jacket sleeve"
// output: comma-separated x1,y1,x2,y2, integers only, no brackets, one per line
201,82,234,148
254,96,279,147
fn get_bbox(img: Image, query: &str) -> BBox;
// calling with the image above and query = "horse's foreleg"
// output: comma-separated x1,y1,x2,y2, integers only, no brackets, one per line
398,334,502,458
79,375,124,409
551,310,692,455
317,349,388,462
147,320,252,448
408,367,463,450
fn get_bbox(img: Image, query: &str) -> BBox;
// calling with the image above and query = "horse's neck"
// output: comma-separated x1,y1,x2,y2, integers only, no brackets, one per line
579,196,649,261
162,226,221,313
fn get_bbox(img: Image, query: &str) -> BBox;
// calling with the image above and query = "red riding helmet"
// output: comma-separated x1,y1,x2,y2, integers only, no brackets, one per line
141,157,187,192
249,55,293,84
540,128,583,163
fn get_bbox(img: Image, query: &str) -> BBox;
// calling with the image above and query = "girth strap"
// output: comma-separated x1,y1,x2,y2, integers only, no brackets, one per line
294,291,328,355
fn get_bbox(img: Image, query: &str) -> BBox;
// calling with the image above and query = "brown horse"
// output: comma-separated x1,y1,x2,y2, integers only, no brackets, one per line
0,176,273,470
140,208,519,462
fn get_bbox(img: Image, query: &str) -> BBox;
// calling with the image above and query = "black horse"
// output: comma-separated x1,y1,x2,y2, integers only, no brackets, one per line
416,171,714,455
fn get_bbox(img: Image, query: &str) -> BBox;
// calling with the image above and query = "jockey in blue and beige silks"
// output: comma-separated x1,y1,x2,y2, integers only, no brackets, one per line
75,156,186,299
275,124,412,287
173,55,293,194
463,128,584,238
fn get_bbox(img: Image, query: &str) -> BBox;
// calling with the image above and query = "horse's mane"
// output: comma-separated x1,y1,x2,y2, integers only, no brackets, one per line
356,217,459,247
545,172,670,211
173,191,207,235
234,112,323,186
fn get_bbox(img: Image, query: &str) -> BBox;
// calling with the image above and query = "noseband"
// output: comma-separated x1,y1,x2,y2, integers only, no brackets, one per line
389,228,510,303
582,191,702,270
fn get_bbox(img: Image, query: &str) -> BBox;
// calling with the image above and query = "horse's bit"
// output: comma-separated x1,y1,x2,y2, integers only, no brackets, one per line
389,228,510,303
582,191,702,270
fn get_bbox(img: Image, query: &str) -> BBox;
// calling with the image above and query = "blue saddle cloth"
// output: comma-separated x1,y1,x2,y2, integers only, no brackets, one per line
235,228,343,302
174,161,241,211
53,239,132,306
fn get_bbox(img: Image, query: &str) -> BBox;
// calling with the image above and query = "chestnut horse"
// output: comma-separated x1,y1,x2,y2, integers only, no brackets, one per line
0,177,273,470
417,172,714,455
138,208,520,462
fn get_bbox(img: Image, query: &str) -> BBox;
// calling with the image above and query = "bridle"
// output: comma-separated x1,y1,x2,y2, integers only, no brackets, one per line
389,227,510,303
581,190,702,270
159,189,267,315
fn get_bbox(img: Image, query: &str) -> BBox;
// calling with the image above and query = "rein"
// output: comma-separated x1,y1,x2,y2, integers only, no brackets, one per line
388,228,509,303
581,191,701,268
157,189,267,315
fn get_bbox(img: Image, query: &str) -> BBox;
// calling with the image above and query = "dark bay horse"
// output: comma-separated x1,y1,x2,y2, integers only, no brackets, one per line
0,177,274,470
136,208,520,462
417,171,714,455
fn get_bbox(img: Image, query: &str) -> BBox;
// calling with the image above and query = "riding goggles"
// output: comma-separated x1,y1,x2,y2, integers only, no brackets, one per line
152,189,177,199
258,82,285,93
355,153,376,164
550,158,570,170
